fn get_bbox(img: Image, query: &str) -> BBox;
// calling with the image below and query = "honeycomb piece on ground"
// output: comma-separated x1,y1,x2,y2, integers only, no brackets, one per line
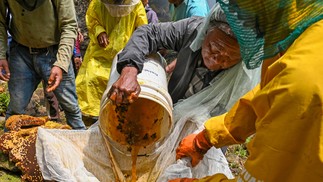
5,115,48,131
43,121,71,130
0,127,43,181
0,115,72,181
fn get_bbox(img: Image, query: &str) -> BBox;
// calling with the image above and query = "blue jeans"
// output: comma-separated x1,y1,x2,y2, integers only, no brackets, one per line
5,40,86,130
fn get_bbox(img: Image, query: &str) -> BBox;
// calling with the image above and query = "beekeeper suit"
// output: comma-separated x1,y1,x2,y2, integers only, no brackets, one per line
76,0,147,118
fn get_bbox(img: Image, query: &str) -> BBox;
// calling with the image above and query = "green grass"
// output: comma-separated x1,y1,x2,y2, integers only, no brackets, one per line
0,92,9,116
226,136,254,176
0,83,9,117
233,144,249,158
0,170,20,182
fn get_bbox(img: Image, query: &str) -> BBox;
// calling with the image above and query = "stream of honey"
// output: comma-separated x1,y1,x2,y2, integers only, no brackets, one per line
101,98,164,181
131,146,140,182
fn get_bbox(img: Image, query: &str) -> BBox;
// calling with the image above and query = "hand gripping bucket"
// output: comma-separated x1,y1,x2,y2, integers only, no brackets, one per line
99,53,173,156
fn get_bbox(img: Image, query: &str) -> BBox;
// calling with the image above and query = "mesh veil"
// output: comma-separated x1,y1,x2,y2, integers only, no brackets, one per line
218,0,323,69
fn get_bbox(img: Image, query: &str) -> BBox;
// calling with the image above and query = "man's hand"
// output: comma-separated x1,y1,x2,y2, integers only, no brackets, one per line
107,66,140,105
77,29,84,43
97,32,109,48
0,59,10,81
176,130,213,167
74,57,83,71
166,59,177,74
47,66,63,92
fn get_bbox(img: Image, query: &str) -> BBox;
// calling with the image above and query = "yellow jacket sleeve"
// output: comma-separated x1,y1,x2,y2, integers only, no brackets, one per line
86,0,106,43
204,85,259,148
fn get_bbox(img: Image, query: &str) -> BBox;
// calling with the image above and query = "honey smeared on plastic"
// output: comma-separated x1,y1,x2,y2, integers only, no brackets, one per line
104,98,164,181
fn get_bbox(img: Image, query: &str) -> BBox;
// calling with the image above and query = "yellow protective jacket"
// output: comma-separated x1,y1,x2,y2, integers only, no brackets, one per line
197,20,323,182
75,0,147,116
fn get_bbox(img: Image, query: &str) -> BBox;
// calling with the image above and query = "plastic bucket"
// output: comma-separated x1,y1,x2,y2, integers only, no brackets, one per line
99,53,173,156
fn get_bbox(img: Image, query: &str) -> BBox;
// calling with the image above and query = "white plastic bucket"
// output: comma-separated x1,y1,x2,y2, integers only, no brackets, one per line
99,53,173,156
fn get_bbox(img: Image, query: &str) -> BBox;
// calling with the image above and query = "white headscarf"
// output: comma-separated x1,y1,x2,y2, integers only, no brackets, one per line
190,3,228,51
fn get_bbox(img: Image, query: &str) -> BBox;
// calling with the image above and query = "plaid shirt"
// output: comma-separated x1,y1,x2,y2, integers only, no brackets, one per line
184,59,221,99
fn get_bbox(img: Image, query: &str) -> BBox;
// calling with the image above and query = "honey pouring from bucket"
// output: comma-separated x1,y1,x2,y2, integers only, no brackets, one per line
99,52,173,181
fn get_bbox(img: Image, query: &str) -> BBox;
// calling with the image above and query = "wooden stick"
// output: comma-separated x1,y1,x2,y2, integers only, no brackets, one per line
100,127,126,182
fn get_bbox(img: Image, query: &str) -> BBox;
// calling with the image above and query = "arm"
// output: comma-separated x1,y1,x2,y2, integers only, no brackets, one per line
52,0,78,73
106,2,148,105
204,85,259,148
86,0,108,47
175,85,259,169
47,0,77,91
149,10,159,24
0,1,10,81
146,9,159,24
73,36,82,71
108,18,199,104
116,17,197,73
77,28,84,43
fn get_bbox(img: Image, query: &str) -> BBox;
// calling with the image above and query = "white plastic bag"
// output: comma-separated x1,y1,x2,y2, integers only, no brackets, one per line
157,158,192,182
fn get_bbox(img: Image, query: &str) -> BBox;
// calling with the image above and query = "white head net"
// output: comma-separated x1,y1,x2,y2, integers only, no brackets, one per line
101,0,140,17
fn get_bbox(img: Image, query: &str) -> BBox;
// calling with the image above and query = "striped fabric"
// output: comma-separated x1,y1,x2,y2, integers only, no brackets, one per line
184,59,221,99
